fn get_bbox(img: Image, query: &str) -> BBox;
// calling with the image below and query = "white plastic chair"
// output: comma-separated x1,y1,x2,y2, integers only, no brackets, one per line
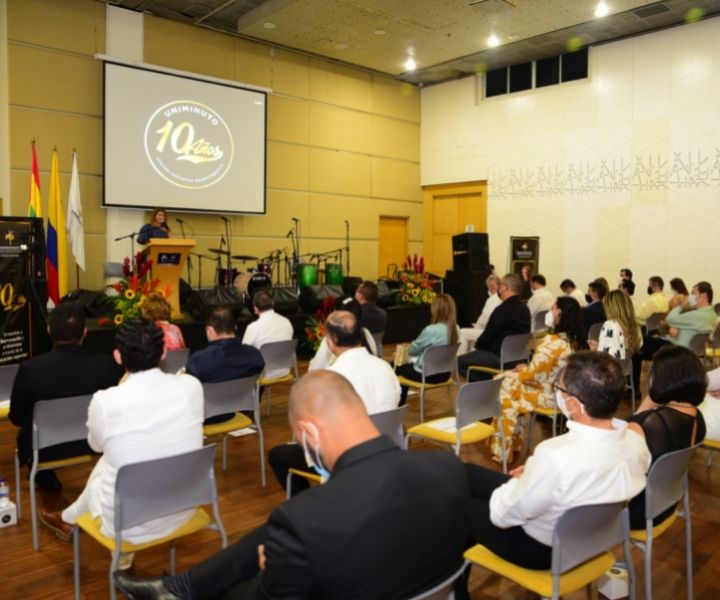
160,348,190,374
259,339,299,416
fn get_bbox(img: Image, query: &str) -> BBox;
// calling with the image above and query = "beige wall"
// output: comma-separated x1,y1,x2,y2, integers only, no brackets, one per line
5,0,422,290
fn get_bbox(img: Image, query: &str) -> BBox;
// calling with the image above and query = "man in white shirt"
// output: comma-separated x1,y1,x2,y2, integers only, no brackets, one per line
458,275,502,353
269,310,400,495
242,290,294,379
464,351,650,569
39,319,204,547
559,278,587,307
527,274,555,331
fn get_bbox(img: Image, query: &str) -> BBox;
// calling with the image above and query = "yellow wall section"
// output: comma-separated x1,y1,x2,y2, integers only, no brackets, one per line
5,0,421,290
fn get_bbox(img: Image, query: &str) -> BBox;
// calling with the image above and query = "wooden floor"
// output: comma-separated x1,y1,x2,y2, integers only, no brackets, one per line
2,354,720,600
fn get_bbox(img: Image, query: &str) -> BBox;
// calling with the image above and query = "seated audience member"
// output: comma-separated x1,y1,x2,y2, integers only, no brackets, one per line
186,307,264,423
595,277,611,297
39,319,203,551
241,290,293,379
459,275,502,353
269,310,400,494
527,274,554,330
9,302,120,492
354,280,387,334
519,264,533,301
464,351,650,569
458,274,531,381
581,280,607,337
560,278,587,307
700,367,720,440
668,277,690,310
635,276,669,326
619,268,636,296
589,289,642,360
141,292,186,351
115,371,471,600
489,297,583,463
627,345,706,529
395,294,459,404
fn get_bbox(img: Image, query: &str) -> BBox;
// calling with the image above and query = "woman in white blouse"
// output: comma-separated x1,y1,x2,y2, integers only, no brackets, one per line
589,289,642,360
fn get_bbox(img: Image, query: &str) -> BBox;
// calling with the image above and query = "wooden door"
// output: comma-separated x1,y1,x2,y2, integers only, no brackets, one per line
378,216,408,278
423,182,487,275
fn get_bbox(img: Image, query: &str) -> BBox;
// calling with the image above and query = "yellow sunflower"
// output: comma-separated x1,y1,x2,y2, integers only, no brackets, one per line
402,294,410,301
411,288,420,296
124,289,136,300
113,314,124,325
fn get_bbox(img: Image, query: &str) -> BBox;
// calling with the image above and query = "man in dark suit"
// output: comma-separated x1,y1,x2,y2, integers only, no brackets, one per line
355,280,387,333
581,280,607,338
458,273,531,381
9,302,120,491
115,370,471,600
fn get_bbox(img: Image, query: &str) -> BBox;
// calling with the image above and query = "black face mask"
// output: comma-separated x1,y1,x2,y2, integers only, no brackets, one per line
585,293,593,304
647,286,653,296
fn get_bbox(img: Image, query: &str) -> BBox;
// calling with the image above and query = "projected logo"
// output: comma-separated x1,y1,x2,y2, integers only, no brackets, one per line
144,100,234,189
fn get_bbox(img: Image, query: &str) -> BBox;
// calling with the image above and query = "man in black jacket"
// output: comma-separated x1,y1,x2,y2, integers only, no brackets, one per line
9,302,120,491
355,280,387,333
115,370,471,600
457,273,531,381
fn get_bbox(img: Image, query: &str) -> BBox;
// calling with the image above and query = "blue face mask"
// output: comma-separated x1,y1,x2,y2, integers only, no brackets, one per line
302,426,330,482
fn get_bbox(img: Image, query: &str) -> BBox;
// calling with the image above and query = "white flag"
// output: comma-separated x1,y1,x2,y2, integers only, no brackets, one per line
66,151,86,270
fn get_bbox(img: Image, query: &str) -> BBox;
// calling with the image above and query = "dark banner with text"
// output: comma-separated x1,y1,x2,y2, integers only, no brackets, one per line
509,236,540,276
0,253,31,365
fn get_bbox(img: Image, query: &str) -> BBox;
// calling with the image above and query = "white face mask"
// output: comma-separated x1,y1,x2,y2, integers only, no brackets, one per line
544,310,555,329
688,293,698,307
555,389,585,420
301,425,331,482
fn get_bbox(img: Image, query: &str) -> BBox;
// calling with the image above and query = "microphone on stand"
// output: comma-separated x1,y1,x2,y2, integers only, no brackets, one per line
292,217,300,222
286,229,293,238
220,234,226,246
220,215,230,223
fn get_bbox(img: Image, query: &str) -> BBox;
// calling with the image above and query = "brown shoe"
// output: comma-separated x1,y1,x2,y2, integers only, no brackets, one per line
38,509,73,542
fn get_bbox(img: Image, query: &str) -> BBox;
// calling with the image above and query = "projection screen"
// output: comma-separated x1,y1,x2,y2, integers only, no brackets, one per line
103,61,266,214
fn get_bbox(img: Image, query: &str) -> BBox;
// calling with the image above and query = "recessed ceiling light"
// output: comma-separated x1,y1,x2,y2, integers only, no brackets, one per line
594,2,610,17
508,33,519,41
404,56,417,71
263,22,276,29
374,29,386,35
487,34,500,48
335,43,349,50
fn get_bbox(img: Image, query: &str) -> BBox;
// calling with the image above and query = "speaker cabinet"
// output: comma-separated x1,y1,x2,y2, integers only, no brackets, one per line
452,233,489,272
444,269,490,327
299,285,344,314
269,287,300,316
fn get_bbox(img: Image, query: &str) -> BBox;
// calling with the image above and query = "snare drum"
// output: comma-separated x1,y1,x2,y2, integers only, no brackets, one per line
256,261,272,275
297,264,318,288
325,263,343,285
248,272,272,298
217,267,238,287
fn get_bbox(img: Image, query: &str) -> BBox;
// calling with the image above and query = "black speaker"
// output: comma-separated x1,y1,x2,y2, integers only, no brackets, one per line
452,233,489,272
444,269,490,327
269,287,299,316
342,276,362,297
186,287,249,323
299,285,344,314
375,280,395,308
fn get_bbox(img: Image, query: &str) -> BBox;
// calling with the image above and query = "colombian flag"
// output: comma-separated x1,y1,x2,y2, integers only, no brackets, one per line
28,142,42,218
47,149,68,304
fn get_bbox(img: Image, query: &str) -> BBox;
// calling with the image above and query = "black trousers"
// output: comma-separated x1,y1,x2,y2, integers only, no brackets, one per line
394,363,451,404
457,350,500,381
268,443,312,496
464,463,553,570
632,335,672,390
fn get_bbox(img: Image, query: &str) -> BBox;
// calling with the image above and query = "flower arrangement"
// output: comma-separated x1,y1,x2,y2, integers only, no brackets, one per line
397,254,438,306
99,253,170,327
303,295,336,351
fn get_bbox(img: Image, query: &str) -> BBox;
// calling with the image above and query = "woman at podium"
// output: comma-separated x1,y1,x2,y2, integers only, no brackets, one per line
137,208,171,244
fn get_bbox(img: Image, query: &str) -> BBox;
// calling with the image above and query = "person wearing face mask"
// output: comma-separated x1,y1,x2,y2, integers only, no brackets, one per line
137,207,171,244
635,276,669,327
619,268,635,296
115,371,472,600
487,297,584,464
458,274,502,353
527,274,554,332
463,351,650,570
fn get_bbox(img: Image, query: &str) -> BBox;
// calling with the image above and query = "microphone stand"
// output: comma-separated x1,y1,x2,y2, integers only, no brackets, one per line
222,217,232,274
345,220,350,276
289,230,298,288
114,232,137,270
177,220,193,287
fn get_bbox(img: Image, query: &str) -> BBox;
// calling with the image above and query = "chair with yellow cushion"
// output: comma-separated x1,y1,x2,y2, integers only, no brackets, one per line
704,326,720,368
466,333,531,380
202,374,266,486
15,394,96,550
72,444,227,600
405,379,508,471
629,445,697,600
407,561,468,600
396,343,460,423
464,501,635,600
259,339,299,416
703,437,720,466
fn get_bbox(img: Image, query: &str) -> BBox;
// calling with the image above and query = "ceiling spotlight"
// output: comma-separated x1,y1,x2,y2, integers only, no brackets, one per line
263,22,276,29
487,34,500,48
374,29,386,35
594,2,610,17
335,43,349,50
404,56,417,71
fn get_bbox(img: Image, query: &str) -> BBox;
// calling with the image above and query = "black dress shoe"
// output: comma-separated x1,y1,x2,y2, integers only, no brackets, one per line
113,572,180,600
34,470,63,492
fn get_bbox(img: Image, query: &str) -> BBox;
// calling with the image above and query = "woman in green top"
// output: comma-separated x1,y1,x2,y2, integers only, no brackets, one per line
395,293,459,404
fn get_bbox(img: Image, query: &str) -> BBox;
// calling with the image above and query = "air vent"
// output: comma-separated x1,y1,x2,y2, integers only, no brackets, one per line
633,3,671,19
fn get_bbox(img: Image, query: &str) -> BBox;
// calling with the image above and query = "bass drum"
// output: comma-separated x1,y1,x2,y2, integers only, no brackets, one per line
325,263,343,285
247,272,272,299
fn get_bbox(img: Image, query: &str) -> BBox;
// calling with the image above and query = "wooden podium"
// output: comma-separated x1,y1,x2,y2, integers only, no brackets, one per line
142,239,195,317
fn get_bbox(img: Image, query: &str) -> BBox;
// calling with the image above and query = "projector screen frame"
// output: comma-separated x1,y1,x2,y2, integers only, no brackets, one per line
101,58,268,216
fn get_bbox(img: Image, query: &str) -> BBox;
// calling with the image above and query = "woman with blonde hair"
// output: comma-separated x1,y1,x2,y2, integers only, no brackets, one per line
395,293,459,404
590,289,642,359
141,292,186,351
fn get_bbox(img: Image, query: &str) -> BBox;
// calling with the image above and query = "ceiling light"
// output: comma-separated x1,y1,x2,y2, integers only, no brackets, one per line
487,34,500,48
374,29,386,35
263,22,276,29
404,57,417,71
594,2,610,17
335,43,349,50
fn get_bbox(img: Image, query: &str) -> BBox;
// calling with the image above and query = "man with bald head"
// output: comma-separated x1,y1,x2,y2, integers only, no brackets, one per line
115,371,471,600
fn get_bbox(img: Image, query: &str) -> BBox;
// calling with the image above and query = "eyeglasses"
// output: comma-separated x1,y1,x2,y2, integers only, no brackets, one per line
551,380,585,405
